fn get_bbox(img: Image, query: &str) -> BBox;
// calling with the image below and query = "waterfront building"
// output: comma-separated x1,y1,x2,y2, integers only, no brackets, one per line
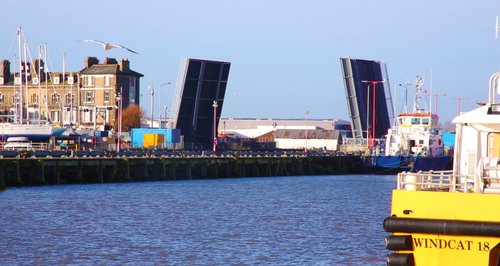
219,118,349,151
0,57,143,131
79,57,143,131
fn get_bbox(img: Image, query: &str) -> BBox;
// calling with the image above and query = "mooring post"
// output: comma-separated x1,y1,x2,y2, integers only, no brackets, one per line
55,160,60,185
99,159,104,183
38,159,46,184
186,159,192,179
16,160,22,185
143,159,149,181
161,159,167,179
125,158,131,181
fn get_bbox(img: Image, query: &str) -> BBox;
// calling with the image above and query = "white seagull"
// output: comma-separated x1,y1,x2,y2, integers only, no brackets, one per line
79,40,139,54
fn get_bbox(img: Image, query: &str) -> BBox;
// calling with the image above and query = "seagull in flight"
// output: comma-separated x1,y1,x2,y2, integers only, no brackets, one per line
79,40,139,54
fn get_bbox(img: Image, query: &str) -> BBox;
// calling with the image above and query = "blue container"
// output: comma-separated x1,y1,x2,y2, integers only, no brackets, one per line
130,128,181,148
443,132,455,148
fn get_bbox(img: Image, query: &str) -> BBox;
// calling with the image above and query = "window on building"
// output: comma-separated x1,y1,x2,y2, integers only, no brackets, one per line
84,91,94,103
50,111,60,122
31,94,39,104
105,76,110,86
66,94,74,105
52,93,60,104
129,88,136,104
0,93,4,104
82,108,94,123
12,92,20,104
104,91,110,102
84,76,94,87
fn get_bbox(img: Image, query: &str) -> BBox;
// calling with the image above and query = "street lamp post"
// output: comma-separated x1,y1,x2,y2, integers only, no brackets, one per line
398,83,409,113
305,111,309,153
158,82,171,128
148,85,154,128
163,106,168,129
362,80,386,148
116,87,122,155
272,122,277,143
212,100,218,152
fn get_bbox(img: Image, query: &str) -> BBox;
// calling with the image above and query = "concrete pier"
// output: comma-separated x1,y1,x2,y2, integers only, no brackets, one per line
0,155,362,188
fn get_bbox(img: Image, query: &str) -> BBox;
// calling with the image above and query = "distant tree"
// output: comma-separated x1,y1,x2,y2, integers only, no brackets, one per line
121,104,145,131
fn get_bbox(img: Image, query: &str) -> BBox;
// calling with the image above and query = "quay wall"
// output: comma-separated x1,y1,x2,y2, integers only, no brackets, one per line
0,155,362,188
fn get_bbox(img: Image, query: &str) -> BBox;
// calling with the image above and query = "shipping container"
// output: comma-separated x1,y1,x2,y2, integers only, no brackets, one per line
143,133,165,148
131,128,181,148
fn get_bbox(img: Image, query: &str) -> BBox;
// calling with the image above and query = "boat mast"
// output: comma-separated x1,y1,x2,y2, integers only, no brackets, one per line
37,45,42,125
70,71,73,127
412,76,425,113
17,27,23,124
23,40,29,124
12,54,17,123
44,44,49,123
429,69,433,115
62,53,65,125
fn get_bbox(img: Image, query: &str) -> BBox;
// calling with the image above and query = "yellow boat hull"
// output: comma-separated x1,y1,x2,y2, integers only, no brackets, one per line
384,190,500,266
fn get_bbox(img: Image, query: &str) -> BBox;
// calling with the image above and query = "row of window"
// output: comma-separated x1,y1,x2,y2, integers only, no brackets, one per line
82,76,110,87
81,76,137,88
0,91,114,105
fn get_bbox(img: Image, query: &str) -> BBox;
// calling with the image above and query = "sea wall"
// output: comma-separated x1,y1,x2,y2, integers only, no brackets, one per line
0,155,362,187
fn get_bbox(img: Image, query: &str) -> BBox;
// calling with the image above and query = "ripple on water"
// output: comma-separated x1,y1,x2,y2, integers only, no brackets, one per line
0,174,395,265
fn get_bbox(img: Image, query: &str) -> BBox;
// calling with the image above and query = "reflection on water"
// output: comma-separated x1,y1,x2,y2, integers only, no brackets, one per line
0,175,395,265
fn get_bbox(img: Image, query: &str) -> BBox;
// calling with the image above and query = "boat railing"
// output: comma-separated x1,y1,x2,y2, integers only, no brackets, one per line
396,171,475,193
1,141,48,151
477,157,500,193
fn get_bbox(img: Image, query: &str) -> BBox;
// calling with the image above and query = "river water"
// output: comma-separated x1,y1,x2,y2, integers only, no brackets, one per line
0,174,396,265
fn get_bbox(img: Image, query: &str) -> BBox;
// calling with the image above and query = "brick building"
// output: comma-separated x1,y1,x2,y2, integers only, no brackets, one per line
0,57,143,131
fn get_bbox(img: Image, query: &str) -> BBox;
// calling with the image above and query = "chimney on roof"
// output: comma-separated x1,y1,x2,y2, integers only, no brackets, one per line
0,60,11,81
104,57,118,65
31,59,45,82
119,58,130,72
84,57,99,68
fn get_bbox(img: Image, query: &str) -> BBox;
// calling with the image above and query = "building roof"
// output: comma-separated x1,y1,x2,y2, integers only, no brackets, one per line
80,64,143,77
274,129,341,139
220,118,349,131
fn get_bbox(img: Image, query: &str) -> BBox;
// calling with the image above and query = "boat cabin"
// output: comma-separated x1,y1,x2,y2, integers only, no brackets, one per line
385,112,444,157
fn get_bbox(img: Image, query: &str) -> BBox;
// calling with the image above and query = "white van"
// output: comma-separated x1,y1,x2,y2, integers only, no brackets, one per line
4,137,33,150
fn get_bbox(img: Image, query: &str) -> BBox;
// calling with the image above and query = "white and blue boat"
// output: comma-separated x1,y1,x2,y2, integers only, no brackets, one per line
360,77,453,174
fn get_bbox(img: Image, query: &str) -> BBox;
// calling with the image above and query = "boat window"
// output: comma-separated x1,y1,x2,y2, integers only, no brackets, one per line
419,140,424,145
398,118,404,125
411,118,420,125
422,118,430,125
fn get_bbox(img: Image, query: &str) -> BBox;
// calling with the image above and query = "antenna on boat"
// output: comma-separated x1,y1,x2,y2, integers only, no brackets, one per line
496,16,500,39
412,76,425,113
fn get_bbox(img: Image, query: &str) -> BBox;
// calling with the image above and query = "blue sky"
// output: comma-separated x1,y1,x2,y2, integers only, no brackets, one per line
2,1,500,123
